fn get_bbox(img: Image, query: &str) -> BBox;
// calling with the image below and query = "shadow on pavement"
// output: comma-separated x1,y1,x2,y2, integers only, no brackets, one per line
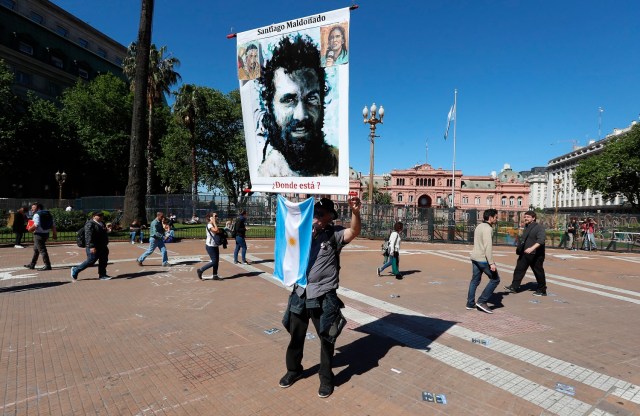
220,271,264,281
0,281,69,293
116,271,168,280
333,313,457,386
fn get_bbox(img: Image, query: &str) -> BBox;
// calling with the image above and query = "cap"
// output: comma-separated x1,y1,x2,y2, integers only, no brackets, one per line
314,198,338,220
91,211,104,217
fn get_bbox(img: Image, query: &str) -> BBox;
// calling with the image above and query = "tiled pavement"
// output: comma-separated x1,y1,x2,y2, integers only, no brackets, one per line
1,238,639,415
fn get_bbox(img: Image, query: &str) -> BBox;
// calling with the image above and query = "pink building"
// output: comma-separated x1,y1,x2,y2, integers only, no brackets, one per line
348,163,530,211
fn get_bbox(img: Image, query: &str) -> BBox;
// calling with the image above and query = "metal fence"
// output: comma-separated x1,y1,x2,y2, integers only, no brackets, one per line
1,195,639,251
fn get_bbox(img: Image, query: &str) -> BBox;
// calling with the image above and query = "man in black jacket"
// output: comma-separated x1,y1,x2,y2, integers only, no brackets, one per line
71,211,112,281
505,211,548,296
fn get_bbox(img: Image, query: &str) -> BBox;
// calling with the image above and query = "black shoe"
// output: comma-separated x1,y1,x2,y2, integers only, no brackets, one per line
395,274,403,280
24,264,35,269
197,269,203,280
318,383,334,398
532,290,547,297
279,371,303,388
465,304,476,310
504,285,517,294
39,265,52,271
99,275,113,281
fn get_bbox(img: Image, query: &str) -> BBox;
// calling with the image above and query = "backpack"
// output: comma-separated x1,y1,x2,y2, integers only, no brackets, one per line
38,210,53,230
76,224,87,248
381,240,390,256
230,217,240,238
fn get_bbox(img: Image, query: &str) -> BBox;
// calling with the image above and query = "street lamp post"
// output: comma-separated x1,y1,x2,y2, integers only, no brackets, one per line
362,103,385,207
55,171,67,207
553,178,562,229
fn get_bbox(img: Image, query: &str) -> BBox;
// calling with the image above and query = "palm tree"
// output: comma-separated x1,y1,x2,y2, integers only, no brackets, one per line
123,43,181,195
173,84,206,217
123,0,154,227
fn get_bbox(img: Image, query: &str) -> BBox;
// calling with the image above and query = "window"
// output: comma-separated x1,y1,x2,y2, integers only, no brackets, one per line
509,197,515,206
475,197,480,205
462,196,469,204
55,25,68,37
409,195,414,202
501,197,507,206
115,57,123,66
487,197,493,206
78,38,89,48
446,179,454,187
97,48,107,58
78,68,89,79
30,11,44,24
1,0,16,10
397,193,403,202
49,81,62,96
396,178,405,186
15,71,32,86
517,197,523,206
51,56,64,69
19,41,34,55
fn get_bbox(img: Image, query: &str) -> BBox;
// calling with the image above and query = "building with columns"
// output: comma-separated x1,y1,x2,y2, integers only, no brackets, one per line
348,163,530,211
521,167,548,209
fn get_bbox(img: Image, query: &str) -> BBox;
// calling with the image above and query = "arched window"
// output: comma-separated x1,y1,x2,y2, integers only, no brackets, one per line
509,197,515,206
397,193,403,202
475,197,481,205
517,197,523,206
501,197,507,206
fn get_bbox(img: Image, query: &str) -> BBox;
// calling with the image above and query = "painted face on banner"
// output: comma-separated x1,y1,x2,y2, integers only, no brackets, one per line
328,28,344,54
246,47,258,71
272,67,323,147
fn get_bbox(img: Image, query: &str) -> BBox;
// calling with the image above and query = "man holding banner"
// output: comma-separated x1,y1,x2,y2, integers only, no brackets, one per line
279,196,361,398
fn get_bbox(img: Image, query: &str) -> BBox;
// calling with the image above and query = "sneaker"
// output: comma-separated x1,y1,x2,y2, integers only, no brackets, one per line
233,261,239,264
70,266,78,281
24,264,35,269
14,245,24,249
318,383,334,398
395,274,403,280
376,267,381,277
162,262,171,267
242,261,250,265
504,285,517,294
476,302,493,314
197,269,203,280
137,260,143,266
212,275,221,280
99,275,113,281
39,265,52,271
466,304,476,310
279,371,303,388
131,241,135,245
532,290,547,297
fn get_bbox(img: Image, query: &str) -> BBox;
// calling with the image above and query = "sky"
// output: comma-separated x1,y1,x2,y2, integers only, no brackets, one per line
52,0,640,177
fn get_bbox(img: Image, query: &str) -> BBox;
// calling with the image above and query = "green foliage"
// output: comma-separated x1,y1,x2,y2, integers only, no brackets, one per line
574,125,640,211
49,208,90,231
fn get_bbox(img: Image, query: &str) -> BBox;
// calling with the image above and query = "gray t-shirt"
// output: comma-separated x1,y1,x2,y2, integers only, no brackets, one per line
296,226,345,300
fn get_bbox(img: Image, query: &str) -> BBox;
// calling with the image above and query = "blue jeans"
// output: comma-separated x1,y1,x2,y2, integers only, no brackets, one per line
138,237,168,264
130,230,143,243
380,253,400,275
200,245,219,275
467,260,500,307
76,246,109,277
234,235,247,263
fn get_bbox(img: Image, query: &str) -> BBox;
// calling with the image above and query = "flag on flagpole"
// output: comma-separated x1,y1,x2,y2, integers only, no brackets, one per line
273,195,314,287
444,103,456,140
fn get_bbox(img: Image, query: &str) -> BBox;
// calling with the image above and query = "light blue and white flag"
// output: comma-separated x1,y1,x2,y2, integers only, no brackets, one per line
273,195,314,287
444,103,455,140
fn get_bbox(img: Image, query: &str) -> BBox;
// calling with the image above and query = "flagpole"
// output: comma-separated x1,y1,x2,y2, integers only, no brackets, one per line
451,89,457,209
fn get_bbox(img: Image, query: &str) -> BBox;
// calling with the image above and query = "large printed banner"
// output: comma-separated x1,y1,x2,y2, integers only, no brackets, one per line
237,7,350,195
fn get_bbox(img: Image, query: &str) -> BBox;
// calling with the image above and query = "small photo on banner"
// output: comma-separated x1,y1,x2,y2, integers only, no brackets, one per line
273,195,314,287
236,7,351,196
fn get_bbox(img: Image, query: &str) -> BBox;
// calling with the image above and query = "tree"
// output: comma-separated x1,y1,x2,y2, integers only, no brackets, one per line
123,43,181,194
123,0,154,226
574,124,640,211
59,74,132,194
172,84,206,216
362,187,392,205
0,59,19,192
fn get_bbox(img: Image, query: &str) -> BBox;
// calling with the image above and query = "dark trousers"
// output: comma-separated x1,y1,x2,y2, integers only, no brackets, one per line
199,245,219,275
14,231,24,245
285,309,335,385
75,246,109,277
511,254,546,292
30,233,51,267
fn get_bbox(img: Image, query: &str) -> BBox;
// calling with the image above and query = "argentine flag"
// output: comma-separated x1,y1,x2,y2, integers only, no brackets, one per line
273,195,314,287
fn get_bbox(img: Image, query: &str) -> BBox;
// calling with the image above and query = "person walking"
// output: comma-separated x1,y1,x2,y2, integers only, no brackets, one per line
467,209,500,314
197,213,223,281
376,222,403,279
279,197,361,399
71,212,112,281
504,210,548,296
12,207,26,248
233,210,249,264
137,212,170,267
24,203,56,271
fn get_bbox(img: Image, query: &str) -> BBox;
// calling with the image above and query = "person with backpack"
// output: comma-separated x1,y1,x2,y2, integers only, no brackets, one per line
376,222,404,280
233,210,249,265
24,203,57,271
197,212,225,281
71,211,112,281
279,197,361,399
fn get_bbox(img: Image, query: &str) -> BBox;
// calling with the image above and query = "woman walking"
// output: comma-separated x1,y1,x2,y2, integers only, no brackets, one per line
377,222,404,279
197,213,222,280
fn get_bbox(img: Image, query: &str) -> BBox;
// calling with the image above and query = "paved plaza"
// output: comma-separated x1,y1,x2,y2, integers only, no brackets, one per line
1,238,639,415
